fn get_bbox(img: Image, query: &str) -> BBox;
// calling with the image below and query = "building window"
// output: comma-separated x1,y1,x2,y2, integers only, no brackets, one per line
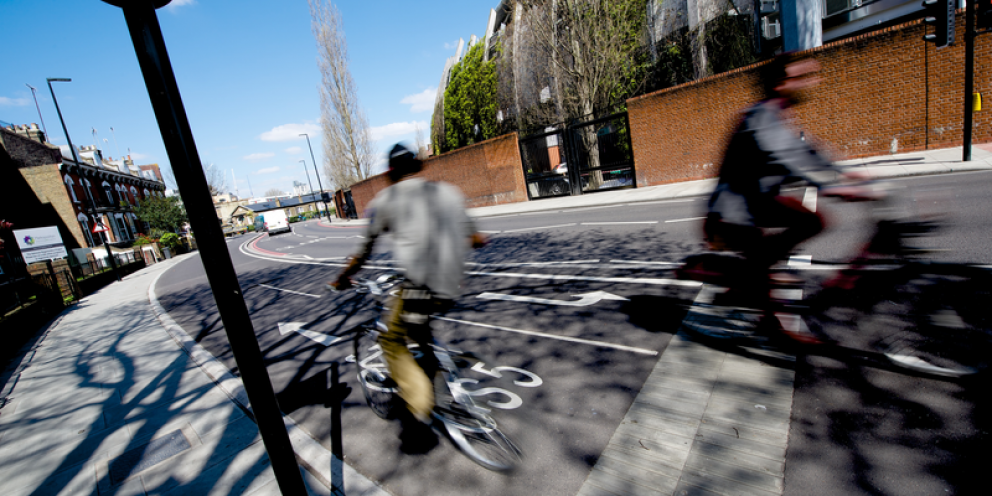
143,188,150,199
78,212,95,247
102,181,115,205
64,175,79,203
130,186,138,204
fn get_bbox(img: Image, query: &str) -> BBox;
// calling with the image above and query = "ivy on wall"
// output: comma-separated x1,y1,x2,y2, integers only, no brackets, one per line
441,43,499,153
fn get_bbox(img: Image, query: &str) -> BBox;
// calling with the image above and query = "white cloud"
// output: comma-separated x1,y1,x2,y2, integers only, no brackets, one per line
0,97,30,106
400,88,437,113
165,0,196,9
255,166,280,174
369,121,428,142
244,152,275,162
129,152,151,161
284,146,303,155
444,40,459,50
259,122,321,142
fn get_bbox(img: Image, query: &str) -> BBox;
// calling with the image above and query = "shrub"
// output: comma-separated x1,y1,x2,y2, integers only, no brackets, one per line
159,232,182,250
134,234,156,246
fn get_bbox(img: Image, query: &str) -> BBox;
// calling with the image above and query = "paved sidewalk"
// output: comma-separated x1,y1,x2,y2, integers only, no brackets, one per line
0,256,365,496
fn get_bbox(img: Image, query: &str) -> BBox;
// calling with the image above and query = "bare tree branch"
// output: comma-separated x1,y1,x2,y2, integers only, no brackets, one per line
309,0,376,191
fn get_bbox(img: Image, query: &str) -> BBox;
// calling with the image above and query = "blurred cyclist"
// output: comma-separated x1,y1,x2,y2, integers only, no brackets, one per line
700,52,872,342
331,143,485,452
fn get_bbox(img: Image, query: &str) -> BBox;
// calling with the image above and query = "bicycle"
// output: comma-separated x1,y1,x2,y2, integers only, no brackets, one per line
343,273,523,471
674,182,992,378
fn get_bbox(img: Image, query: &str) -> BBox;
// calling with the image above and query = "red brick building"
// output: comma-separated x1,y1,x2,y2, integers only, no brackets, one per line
1,124,166,264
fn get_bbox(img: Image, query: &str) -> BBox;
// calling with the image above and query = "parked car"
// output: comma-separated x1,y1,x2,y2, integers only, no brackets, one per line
254,210,290,235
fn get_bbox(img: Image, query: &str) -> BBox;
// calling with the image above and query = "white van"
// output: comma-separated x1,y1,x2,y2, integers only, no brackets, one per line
254,210,290,235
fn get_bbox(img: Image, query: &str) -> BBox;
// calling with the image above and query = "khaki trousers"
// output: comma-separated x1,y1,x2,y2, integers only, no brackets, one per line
378,287,446,422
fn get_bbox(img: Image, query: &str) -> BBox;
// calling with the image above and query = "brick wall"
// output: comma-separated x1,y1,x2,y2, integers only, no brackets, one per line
348,133,527,216
0,128,61,168
628,11,992,187
19,165,89,248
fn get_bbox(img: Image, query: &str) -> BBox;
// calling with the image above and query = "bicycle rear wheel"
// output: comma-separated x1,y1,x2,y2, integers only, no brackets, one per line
810,264,992,378
353,325,399,419
436,406,522,471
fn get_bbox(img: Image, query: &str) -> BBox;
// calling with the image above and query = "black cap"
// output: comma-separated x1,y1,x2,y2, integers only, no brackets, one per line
387,143,422,181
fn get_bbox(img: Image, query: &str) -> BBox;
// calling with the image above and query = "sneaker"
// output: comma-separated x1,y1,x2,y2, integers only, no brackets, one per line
713,288,768,309
399,418,438,454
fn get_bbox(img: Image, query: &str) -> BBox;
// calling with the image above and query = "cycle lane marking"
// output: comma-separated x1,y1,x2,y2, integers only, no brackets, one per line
240,239,707,288
466,270,703,287
434,316,659,356
477,291,627,306
259,284,322,298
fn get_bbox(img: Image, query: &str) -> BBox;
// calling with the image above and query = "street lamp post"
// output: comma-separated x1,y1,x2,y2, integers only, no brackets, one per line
47,77,120,281
299,159,315,220
101,2,307,493
299,159,314,198
25,83,48,138
300,133,331,221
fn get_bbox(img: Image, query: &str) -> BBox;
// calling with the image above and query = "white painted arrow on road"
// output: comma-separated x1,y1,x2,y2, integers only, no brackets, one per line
278,322,343,346
476,290,628,307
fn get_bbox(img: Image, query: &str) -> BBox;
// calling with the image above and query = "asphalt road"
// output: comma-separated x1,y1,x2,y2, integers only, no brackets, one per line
155,170,992,496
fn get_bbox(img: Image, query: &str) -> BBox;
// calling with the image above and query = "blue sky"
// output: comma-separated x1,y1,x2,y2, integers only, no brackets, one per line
1,0,498,196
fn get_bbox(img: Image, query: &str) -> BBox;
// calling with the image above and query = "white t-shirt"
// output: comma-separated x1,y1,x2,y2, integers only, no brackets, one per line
362,178,475,299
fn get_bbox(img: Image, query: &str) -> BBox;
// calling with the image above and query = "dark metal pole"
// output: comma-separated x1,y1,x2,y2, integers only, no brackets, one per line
48,78,121,281
300,133,331,221
964,0,975,162
299,159,314,199
25,84,49,138
102,2,307,493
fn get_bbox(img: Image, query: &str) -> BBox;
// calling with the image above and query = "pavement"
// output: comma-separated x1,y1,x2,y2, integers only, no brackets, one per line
1,144,989,496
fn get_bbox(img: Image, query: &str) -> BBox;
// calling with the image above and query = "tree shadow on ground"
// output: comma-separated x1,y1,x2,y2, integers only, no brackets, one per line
0,295,283,496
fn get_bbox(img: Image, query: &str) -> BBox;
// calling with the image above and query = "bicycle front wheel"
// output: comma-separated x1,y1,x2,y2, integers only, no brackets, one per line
814,264,992,378
437,408,522,472
353,325,399,419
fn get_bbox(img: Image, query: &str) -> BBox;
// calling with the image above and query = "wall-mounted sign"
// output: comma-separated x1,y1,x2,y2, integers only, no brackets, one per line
14,226,68,264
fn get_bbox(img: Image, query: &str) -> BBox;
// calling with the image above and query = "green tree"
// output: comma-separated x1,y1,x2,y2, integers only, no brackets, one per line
133,196,188,236
441,42,499,153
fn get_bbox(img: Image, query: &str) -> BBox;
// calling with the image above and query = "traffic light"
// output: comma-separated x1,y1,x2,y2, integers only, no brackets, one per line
978,0,992,31
922,0,955,47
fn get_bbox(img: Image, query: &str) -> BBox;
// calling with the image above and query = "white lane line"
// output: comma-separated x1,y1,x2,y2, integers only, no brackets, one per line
788,255,812,266
802,186,817,212
634,199,697,206
467,270,702,287
502,223,577,233
609,260,680,266
259,284,322,298
480,214,520,220
664,217,705,223
561,205,623,213
435,316,658,356
581,221,658,225
468,259,600,267
479,230,502,234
